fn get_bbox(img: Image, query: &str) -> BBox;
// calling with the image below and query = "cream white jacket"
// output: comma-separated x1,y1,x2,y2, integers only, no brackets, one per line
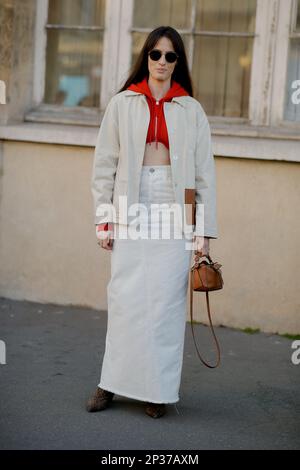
91,89,218,238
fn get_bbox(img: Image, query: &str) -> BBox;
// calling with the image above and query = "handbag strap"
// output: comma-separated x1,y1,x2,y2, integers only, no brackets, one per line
189,268,221,368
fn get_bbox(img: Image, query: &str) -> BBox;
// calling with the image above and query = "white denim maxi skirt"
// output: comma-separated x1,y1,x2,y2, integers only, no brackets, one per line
98,164,193,404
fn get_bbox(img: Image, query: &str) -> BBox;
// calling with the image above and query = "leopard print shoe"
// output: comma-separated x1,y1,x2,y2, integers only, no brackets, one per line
86,387,115,412
144,402,166,418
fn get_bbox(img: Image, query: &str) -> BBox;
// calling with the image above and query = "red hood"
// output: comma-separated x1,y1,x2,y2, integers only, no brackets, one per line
127,77,189,147
127,76,189,101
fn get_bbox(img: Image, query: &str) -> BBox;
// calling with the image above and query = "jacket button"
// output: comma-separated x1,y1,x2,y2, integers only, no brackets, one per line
173,155,178,160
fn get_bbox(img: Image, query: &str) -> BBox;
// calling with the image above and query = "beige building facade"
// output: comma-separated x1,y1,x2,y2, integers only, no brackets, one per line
0,0,299,334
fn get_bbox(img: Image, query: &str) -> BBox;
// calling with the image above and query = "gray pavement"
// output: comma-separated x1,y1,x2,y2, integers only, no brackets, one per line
0,297,299,450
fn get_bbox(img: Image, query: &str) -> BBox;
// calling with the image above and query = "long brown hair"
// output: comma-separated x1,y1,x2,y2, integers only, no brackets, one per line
117,26,193,97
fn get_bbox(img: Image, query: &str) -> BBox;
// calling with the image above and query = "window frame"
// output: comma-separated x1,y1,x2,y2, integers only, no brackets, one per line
28,0,300,133
27,0,121,126
126,0,257,123
271,0,300,128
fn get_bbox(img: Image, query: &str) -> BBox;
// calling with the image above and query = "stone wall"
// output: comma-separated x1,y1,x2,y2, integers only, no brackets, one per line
0,0,36,124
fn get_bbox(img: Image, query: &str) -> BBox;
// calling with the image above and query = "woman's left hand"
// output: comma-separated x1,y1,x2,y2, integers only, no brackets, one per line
193,236,210,257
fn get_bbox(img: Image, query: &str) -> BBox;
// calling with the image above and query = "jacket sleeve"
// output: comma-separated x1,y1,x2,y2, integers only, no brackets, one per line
91,95,120,225
194,105,218,239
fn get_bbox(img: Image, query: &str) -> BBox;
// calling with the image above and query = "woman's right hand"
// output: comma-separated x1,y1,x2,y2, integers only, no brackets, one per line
96,223,114,250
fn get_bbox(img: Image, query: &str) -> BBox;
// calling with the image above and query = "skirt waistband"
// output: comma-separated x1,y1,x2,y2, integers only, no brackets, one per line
141,165,172,174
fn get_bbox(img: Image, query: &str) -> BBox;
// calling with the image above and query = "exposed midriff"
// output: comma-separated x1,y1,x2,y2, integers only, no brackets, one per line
142,141,171,166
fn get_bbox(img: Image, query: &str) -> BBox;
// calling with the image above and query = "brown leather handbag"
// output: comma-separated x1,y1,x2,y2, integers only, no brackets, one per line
189,253,224,368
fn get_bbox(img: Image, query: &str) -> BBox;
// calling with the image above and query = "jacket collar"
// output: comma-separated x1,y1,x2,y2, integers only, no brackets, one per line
123,89,187,108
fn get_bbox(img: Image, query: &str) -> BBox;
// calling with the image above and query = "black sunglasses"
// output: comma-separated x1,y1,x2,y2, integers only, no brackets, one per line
148,49,179,63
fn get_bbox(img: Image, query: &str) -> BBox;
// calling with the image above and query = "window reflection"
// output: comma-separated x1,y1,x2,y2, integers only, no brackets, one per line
44,0,105,108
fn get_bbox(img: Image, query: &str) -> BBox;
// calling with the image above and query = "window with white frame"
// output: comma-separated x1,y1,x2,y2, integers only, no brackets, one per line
44,0,105,108
130,0,257,119
284,0,300,122
37,0,300,134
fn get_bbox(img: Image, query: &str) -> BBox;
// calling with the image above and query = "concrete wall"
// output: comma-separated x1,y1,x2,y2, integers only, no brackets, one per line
0,140,299,335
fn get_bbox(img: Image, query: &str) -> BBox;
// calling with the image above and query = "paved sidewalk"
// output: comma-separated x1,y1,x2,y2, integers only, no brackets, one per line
0,297,299,450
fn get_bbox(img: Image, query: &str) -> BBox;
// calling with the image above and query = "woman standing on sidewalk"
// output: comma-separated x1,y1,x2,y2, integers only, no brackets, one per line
87,26,218,418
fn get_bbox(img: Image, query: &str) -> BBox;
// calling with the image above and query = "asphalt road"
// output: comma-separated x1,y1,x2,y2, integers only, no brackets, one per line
0,297,299,450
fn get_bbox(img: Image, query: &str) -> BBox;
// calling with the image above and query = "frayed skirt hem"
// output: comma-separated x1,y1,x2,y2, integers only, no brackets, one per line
98,382,180,404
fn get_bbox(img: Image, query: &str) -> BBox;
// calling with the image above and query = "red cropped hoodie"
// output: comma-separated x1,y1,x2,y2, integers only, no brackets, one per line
96,76,189,232
127,76,189,150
